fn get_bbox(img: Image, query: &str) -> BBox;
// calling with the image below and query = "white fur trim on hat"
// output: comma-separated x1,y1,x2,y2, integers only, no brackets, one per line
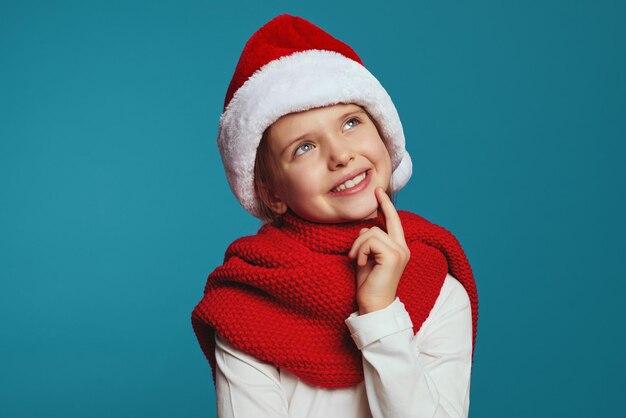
218,49,412,218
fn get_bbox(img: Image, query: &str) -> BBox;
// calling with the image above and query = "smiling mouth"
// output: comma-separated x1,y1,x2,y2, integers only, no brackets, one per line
330,170,370,193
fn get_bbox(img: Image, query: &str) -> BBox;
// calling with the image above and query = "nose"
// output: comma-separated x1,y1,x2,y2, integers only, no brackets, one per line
326,135,354,170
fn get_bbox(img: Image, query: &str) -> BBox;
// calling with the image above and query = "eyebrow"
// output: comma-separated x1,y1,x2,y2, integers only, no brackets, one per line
339,109,367,122
279,109,367,158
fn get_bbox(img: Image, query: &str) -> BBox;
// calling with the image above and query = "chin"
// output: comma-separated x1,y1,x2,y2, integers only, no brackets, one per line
361,209,379,220
342,205,379,222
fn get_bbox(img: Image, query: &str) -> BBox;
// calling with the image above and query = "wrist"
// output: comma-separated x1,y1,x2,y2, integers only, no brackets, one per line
358,297,395,315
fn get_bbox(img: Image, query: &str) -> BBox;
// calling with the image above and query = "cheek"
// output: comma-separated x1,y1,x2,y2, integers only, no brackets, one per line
282,166,323,197
376,146,393,188
384,151,393,172
287,177,318,198
373,142,392,169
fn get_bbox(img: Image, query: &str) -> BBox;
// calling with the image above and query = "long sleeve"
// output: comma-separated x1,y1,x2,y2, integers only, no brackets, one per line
344,273,473,418
214,331,290,418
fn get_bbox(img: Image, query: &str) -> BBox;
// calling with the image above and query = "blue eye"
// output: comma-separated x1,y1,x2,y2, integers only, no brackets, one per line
294,142,315,156
344,117,360,130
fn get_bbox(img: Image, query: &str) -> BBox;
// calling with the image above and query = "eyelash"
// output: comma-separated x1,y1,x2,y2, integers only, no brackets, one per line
293,117,361,157
344,117,361,130
294,143,315,156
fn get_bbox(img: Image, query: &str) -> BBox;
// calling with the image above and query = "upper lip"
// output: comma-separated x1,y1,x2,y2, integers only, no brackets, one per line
329,169,370,192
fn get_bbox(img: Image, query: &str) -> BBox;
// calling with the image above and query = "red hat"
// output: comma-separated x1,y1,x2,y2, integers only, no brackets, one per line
218,14,412,218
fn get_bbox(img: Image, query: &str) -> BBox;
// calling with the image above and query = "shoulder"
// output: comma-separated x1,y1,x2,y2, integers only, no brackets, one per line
441,273,471,309
222,222,291,261
427,273,471,322
398,210,465,250
417,273,472,342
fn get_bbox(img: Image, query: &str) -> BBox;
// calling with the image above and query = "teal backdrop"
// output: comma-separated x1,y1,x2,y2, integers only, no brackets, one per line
1,0,624,417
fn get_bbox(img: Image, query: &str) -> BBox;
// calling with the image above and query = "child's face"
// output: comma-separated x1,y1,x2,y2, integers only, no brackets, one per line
263,103,392,223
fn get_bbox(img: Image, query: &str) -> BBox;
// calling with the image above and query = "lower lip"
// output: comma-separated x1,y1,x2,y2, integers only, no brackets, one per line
328,170,372,196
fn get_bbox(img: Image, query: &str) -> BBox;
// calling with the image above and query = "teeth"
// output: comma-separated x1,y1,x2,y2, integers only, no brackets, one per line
333,172,367,192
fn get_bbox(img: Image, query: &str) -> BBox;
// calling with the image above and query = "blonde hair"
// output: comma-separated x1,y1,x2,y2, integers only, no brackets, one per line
253,129,285,225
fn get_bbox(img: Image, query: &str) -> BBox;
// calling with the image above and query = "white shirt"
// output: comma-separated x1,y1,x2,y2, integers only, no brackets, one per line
214,273,473,418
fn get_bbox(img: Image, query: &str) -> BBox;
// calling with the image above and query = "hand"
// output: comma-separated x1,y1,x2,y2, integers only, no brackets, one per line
348,187,411,314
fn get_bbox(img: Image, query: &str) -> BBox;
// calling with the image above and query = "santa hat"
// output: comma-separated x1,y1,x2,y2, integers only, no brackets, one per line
218,14,412,218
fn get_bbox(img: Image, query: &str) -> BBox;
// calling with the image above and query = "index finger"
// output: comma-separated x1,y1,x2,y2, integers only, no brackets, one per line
375,187,406,245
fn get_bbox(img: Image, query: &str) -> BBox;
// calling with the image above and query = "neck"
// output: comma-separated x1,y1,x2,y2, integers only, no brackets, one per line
274,209,387,255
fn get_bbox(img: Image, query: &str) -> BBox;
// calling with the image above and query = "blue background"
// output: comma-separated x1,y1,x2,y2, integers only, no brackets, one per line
1,0,624,416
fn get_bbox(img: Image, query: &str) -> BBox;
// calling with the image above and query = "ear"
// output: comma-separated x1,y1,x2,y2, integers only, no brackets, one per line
257,182,288,215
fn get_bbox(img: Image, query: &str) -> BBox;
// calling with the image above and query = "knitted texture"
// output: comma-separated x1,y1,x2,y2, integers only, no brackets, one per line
191,209,478,389
217,14,412,218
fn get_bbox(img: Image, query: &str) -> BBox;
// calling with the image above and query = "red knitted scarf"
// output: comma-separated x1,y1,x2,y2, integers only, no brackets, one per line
191,209,478,389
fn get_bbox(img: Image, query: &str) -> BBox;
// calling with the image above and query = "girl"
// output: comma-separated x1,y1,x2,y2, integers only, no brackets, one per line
192,14,478,418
